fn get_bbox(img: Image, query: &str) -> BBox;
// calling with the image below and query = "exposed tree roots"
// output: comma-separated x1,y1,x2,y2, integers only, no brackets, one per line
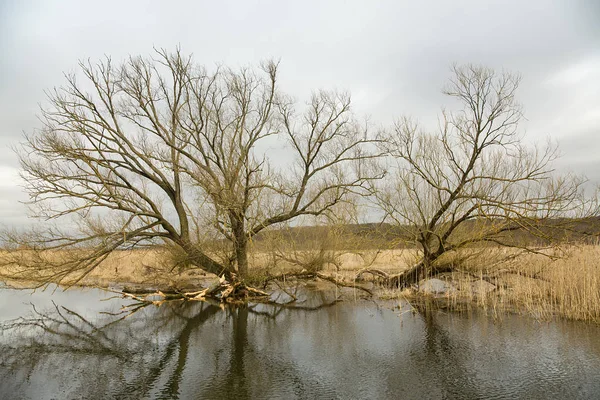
114,261,548,309
356,263,455,289
114,277,269,308
113,271,373,309
355,262,549,290
263,271,374,296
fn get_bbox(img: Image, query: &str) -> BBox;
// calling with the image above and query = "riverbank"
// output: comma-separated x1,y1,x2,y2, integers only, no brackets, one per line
379,246,600,323
2,245,600,322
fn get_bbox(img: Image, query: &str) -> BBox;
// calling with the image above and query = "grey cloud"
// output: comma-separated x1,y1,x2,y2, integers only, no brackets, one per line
1,0,599,227
0,190,29,227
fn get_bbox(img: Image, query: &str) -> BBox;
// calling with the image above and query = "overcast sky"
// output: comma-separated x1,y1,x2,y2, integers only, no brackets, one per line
1,0,599,228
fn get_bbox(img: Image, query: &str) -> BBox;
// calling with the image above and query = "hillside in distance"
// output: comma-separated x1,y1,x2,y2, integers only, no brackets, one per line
251,217,600,250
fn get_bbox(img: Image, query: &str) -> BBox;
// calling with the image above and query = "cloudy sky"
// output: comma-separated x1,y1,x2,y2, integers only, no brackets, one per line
1,0,599,228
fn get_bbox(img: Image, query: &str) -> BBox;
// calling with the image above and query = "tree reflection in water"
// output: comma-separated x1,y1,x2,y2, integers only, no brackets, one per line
2,288,600,399
0,288,345,399
1,300,217,398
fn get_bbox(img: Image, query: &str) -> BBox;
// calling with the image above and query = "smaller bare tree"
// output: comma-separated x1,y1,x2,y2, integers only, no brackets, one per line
374,64,591,287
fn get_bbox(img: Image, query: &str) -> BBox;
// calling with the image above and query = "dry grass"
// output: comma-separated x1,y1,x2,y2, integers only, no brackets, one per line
387,246,600,323
496,247,600,322
0,248,206,289
2,245,600,322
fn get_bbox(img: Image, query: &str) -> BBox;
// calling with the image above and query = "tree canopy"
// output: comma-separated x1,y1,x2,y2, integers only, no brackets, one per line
8,49,383,284
373,64,591,286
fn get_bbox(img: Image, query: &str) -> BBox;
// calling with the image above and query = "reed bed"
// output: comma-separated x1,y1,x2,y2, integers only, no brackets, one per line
2,245,600,322
410,246,600,323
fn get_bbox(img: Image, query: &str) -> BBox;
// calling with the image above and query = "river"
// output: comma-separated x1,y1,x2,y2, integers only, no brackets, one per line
1,284,600,399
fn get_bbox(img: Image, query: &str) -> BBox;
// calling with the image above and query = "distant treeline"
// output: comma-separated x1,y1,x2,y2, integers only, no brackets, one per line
251,217,600,250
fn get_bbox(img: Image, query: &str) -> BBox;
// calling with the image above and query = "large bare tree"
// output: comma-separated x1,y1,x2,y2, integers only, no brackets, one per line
375,64,591,287
6,48,382,285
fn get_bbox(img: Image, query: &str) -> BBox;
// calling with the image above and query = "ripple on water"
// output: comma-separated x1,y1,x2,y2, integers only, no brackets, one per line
1,288,600,399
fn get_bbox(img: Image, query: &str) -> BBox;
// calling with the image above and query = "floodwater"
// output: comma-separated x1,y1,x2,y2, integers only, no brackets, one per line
1,284,600,399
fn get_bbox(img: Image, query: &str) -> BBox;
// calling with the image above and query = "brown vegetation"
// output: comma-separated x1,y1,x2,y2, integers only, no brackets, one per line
3,242,600,322
376,245,600,323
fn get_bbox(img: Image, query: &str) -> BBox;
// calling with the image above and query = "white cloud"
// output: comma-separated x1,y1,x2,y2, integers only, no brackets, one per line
527,56,600,144
546,57,600,87
0,166,21,188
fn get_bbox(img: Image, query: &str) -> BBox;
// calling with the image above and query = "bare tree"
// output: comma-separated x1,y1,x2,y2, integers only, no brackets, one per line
4,48,383,286
374,64,591,287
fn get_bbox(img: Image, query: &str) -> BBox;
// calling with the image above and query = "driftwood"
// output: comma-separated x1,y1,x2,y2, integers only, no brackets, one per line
113,270,373,309
315,272,373,296
355,268,404,288
113,276,270,309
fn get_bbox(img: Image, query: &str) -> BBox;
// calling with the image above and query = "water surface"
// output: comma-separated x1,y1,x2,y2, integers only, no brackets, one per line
1,285,600,399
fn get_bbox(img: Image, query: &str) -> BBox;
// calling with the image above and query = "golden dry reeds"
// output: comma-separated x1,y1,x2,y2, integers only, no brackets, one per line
2,244,600,323
414,246,600,323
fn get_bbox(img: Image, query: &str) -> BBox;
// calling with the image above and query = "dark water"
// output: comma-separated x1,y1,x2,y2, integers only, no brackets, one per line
1,285,600,399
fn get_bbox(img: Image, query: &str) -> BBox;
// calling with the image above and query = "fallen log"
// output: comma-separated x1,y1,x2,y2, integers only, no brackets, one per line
315,272,373,296
355,268,390,281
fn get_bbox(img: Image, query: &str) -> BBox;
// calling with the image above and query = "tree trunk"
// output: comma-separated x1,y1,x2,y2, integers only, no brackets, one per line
235,237,249,279
184,243,236,281
390,256,453,289
231,213,249,279
390,261,427,288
